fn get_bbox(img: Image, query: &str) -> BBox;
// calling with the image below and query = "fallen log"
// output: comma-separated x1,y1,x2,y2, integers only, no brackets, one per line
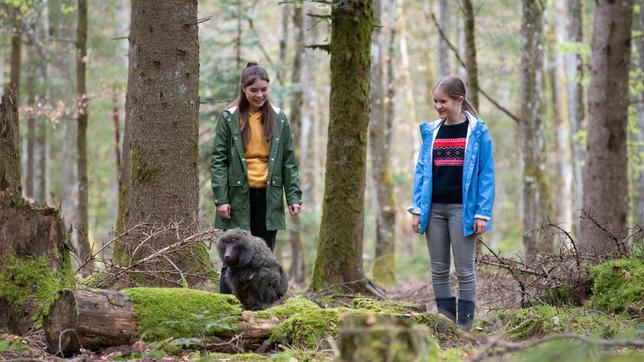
43,288,283,354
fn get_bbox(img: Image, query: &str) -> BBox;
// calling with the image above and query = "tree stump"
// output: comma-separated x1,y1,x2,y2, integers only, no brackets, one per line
0,197,73,334
44,289,136,355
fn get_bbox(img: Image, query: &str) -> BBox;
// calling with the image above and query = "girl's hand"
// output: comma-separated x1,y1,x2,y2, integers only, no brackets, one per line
412,214,420,233
217,203,231,219
473,218,487,235
288,204,301,215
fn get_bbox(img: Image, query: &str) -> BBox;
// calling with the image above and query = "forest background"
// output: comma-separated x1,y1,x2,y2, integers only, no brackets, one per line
1,0,642,284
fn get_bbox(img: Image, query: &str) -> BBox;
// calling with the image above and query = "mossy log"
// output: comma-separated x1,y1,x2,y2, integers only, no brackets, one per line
43,288,282,354
0,197,73,335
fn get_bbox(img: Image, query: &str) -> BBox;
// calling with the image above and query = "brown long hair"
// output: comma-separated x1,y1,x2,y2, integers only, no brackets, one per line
432,75,479,118
235,61,274,147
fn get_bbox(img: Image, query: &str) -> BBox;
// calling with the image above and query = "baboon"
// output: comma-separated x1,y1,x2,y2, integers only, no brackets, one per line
216,228,288,310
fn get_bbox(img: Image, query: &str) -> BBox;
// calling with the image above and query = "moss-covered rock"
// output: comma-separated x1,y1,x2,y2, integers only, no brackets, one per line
590,258,644,317
508,339,644,362
482,305,639,340
122,288,242,341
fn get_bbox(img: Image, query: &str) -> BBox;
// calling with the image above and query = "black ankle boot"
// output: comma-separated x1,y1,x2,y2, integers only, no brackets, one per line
435,297,456,322
457,299,475,330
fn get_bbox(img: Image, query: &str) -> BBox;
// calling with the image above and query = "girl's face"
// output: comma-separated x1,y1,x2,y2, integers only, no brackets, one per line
432,88,463,121
242,78,269,111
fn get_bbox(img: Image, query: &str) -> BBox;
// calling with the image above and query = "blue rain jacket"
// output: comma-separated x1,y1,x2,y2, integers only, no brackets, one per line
408,112,495,236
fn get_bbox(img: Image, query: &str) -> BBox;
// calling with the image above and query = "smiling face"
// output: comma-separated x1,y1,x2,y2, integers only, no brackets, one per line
432,88,464,122
242,78,269,111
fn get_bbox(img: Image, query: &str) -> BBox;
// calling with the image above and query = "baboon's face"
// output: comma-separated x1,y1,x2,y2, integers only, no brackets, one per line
220,236,242,267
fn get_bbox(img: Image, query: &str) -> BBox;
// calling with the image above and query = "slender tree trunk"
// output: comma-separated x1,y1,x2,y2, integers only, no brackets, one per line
25,44,36,199
235,0,243,69
565,0,584,234
520,0,551,262
548,0,574,235
36,6,50,205
636,3,644,226
437,0,451,78
310,0,378,295
580,0,634,255
124,0,208,286
369,0,396,285
9,15,21,102
287,0,306,284
0,89,21,200
462,0,478,110
75,0,93,274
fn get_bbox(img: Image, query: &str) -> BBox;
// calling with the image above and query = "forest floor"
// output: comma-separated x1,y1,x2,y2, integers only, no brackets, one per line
1,265,642,361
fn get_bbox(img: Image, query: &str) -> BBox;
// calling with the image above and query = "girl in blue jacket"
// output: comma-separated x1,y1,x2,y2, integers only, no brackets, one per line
408,75,495,330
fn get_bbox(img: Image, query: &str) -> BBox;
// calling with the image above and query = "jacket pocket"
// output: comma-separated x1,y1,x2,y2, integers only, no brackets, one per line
269,176,283,187
227,174,248,209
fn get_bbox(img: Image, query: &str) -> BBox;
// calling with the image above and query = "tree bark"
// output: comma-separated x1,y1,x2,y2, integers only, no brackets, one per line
462,0,478,110
288,0,306,284
580,0,634,255
565,0,584,233
76,0,93,275
437,0,451,77
520,0,552,262
123,0,208,285
44,289,136,355
310,0,377,294
369,0,396,286
0,90,21,200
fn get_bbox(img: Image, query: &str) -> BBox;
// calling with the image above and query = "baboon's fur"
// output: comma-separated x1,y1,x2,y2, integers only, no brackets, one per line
217,228,288,310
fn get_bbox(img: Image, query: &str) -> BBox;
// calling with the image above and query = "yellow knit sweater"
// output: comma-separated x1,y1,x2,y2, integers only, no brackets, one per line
244,111,271,188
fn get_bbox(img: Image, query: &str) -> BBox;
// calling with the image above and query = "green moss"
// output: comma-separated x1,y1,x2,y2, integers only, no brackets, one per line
269,349,331,361
255,295,320,319
590,259,644,317
352,297,426,315
541,285,581,307
485,305,638,340
123,288,242,341
509,339,644,362
269,307,345,349
0,254,75,325
131,143,162,187
0,339,30,354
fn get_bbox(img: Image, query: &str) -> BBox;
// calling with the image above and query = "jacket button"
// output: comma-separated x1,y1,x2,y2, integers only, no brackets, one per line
276,138,279,141
271,158,274,161
237,181,241,184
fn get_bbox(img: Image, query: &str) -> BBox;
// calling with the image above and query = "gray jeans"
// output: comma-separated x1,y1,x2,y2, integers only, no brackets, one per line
425,203,477,301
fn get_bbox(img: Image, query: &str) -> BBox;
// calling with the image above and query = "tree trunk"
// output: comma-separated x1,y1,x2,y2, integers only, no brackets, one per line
565,0,584,233
25,48,36,199
0,90,21,200
310,0,377,294
462,0,479,110
369,0,396,286
44,288,279,354
580,0,634,255
636,2,644,226
123,0,209,285
76,0,93,275
520,0,551,262
548,1,574,235
437,0,451,78
44,289,136,355
288,0,306,284
9,14,21,102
